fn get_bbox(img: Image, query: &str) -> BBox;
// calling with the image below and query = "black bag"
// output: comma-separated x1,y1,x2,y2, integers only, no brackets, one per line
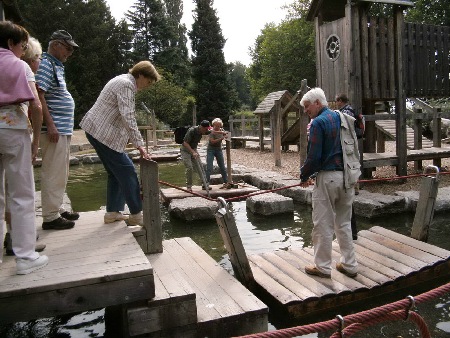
174,126,190,144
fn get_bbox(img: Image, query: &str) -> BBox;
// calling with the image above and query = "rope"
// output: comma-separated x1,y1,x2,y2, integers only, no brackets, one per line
236,282,450,338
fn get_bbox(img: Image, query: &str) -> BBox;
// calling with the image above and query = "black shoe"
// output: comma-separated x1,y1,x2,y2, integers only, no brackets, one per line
42,217,75,230
61,211,80,220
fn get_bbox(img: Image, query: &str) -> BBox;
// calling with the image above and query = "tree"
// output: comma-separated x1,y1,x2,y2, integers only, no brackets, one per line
229,62,251,110
16,0,134,126
405,0,450,26
126,0,191,87
136,71,190,128
247,18,315,105
188,0,238,123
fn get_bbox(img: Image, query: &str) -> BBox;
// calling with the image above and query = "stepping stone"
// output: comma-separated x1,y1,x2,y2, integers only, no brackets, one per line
246,192,294,216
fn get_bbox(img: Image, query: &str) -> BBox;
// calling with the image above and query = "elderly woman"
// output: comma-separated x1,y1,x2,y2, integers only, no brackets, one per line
80,61,161,226
3,36,47,256
206,118,229,188
0,21,48,274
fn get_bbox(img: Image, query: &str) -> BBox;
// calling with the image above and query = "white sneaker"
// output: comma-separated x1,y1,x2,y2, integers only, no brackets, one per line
127,212,143,226
16,255,49,275
104,212,129,224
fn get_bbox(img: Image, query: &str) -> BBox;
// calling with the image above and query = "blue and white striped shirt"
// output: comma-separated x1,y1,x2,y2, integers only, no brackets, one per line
35,52,74,135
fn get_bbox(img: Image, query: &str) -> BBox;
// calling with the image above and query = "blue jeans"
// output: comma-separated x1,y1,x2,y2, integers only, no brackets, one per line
206,148,228,183
85,133,142,214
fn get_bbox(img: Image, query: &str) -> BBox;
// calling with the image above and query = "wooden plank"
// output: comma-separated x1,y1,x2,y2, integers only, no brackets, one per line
388,18,396,97
274,250,350,294
174,237,266,313
356,233,427,270
361,14,370,98
331,244,392,285
442,26,450,94
379,18,388,98
332,241,403,280
369,16,379,98
301,247,371,291
369,226,450,259
162,238,266,319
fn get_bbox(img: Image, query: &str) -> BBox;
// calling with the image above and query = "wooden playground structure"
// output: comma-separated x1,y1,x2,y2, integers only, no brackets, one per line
231,0,450,178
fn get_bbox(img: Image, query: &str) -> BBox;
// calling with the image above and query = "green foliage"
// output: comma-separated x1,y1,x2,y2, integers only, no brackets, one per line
247,18,315,105
188,0,239,123
16,0,134,126
405,0,450,26
126,0,191,87
229,62,252,109
135,71,190,128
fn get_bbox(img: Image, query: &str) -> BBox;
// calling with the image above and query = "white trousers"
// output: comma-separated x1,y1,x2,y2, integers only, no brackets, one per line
0,129,39,262
311,171,358,275
40,134,71,222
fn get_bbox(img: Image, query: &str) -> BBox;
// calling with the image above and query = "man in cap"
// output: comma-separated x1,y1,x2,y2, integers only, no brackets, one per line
35,30,79,230
181,120,212,191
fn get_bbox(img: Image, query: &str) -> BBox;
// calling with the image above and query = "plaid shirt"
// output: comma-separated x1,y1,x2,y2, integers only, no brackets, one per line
300,107,344,182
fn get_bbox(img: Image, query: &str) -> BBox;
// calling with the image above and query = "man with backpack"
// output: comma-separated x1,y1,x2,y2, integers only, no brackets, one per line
335,93,364,240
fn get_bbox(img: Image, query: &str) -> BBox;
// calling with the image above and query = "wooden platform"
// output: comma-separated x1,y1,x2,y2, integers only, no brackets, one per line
160,184,260,203
127,237,268,337
363,147,450,168
0,211,154,325
231,136,271,149
248,226,450,319
375,120,433,149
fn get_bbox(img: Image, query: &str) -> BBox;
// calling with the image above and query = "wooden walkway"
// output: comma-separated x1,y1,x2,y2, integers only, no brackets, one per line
363,147,450,168
0,211,268,336
127,237,268,337
375,120,433,149
0,211,154,325
248,226,450,319
160,183,260,203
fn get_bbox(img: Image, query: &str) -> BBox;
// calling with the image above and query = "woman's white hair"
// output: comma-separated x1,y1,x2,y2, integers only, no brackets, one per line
23,36,42,60
300,87,328,107
211,118,223,126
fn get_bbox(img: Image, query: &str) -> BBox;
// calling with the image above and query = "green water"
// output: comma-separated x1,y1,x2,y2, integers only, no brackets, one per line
3,161,449,337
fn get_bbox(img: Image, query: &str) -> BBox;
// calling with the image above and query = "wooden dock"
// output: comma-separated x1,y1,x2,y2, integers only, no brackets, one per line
363,147,450,168
0,211,154,325
0,211,268,337
375,120,433,149
160,183,260,203
247,226,450,319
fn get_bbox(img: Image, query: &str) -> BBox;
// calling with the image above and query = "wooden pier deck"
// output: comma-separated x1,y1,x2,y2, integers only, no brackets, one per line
375,120,433,149
160,183,260,203
0,211,268,336
247,226,450,319
0,211,154,325
363,147,450,168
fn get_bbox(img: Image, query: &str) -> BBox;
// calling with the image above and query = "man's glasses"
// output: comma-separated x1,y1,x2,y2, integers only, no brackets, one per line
21,42,28,51
58,41,74,52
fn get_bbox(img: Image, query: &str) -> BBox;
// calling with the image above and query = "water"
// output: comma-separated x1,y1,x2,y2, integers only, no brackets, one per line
2,161,450,337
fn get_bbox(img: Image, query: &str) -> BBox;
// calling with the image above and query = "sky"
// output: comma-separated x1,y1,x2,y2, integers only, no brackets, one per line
105,0,289,66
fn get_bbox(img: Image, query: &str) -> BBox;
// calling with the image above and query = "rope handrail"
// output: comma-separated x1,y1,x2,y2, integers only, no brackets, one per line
235,282,450,338
158,170,449,203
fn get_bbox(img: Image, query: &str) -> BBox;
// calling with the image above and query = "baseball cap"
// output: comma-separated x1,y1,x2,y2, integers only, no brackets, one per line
50,30,79,48
200,120,210,127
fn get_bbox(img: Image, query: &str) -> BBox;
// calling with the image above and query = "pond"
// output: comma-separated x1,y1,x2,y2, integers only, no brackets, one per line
2,161,450,337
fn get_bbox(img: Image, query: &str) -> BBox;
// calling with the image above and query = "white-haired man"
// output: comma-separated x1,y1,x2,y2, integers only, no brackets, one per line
299,87,358,279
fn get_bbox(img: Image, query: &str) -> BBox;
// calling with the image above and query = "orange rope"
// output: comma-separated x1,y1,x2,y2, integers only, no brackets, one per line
236,282,450,338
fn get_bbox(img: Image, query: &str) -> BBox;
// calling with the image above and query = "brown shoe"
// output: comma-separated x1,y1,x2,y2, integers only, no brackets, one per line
304,265,331,278
336,262,358,278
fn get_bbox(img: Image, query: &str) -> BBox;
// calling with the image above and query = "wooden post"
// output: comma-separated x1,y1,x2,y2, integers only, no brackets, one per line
240,115,245,137
394,6,407,177
411,166,440,242
258,115,264,151
139,159,163,253
215,198,254,289
151,109,157,148
226,139,232,184
299,80,309,167
273,99,282,167
432,106,442,168
413,107,423,171
192,105,197,127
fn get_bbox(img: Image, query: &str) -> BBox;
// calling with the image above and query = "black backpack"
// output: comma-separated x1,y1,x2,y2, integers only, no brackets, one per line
174,126,190,144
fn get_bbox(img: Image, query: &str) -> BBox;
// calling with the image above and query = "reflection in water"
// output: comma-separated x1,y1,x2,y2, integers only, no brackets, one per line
2,161,449,337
